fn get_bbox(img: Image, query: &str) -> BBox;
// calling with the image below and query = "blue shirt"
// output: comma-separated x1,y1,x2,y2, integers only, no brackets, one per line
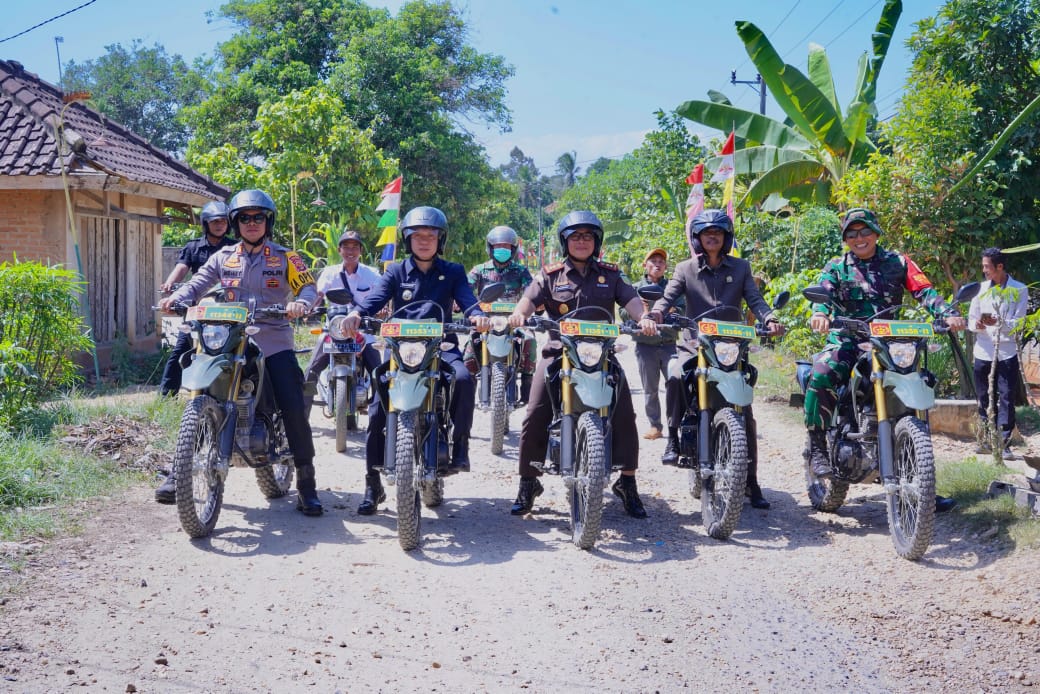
356,256,485,324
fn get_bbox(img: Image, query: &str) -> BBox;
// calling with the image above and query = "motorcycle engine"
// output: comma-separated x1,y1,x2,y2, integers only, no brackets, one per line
249,419,269,460
834,436,873,483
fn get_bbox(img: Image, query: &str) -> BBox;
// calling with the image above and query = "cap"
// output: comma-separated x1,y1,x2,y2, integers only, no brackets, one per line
644,248,668,263
840,208,883,235
337,230,365,248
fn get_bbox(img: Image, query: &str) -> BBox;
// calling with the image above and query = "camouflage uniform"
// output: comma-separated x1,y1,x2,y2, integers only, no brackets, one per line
463,259,537,375
804,246,958,429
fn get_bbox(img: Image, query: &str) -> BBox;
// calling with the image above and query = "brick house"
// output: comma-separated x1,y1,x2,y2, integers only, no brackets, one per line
0,59,228,365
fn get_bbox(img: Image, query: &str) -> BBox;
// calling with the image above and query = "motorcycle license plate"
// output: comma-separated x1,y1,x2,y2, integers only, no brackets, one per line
186,304,248,323
324,340,363,353
380,320,444,338
869,320,934,338
559,320,619,338
480,301,517,314
698,319,755,339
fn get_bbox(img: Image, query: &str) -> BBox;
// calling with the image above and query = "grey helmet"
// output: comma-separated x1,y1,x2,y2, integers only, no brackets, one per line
688,208,734,256
199,201,229,237
557,210,604,257
399,205,448,255
486,225,519,261
228,189,276,238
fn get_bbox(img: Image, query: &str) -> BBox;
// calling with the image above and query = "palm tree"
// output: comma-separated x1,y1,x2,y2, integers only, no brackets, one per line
555,151,579,188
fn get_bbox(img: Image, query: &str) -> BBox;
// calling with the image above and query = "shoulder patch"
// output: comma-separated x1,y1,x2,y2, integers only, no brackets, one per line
597,261,618,271
544,262,565,273
285,251,315,294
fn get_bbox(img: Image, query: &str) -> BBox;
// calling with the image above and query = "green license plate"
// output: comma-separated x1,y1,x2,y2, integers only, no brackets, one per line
559,320,620,338
698,319,756,340
869,320,934,338
480,302,517,314
186,304,248,323
380,320,444,338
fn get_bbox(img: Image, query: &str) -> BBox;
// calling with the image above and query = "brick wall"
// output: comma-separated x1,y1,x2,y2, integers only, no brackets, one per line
0,189,67,264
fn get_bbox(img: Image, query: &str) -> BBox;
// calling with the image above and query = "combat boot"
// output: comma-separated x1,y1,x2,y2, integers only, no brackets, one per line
510,477,543,515
295,463,324,516
357,472,386,515
154,470,176,504
745,456,770,509
661,428,680,466
807,430,832,478
611,474,648,518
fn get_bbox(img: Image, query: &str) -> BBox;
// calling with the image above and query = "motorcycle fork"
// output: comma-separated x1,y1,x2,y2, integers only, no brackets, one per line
480,339,491,404
696,347,712,468
422,355,441,480
871,351,896,483
217,340,249,462
560,352,575,477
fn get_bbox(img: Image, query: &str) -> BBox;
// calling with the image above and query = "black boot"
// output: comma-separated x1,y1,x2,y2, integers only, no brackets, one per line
807,430,832,478
357,472,386,516
510,477,543,515
935,495,957,513
518,373,533,407
611,474,648,518
662,428,680,466
448,435,470,473
295,463,324,516
154,470,176,504
745,457,770,510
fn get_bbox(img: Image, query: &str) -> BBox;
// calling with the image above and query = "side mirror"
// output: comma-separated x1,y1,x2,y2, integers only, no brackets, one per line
324,288,354,306
772,290,791,311
802,285,832,305
954,281,981,304
479,282,506,303
637,285,664,303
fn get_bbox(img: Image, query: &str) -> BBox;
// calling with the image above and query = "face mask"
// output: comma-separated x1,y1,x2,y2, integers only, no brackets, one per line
492,248,512,263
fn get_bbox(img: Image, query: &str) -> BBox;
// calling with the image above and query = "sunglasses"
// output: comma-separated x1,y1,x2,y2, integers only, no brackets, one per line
237,212,270,225
568,232,597,242
843,227,876,240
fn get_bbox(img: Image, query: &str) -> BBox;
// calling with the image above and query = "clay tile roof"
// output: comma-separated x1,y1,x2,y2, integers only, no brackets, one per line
0,59,228,201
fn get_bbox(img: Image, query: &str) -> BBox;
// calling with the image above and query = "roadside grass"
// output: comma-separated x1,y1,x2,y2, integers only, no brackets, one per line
937,457,1040,549
750,344,799,404
0,391,181,544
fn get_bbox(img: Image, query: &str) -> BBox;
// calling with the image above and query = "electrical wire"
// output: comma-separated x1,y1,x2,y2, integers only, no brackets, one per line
714,0,802,95
0,0,99,44
825,0,883,48
781,0,848,59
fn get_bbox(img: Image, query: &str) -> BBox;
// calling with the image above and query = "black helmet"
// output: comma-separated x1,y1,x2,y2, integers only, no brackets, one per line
556,210,604,258
228,189,276,238
486,225,519,261
399,205,448,255
337,229,366,251
200,201,229,237
688,208,734,255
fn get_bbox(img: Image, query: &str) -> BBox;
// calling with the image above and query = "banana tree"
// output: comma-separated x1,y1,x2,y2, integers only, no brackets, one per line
676,0,902,209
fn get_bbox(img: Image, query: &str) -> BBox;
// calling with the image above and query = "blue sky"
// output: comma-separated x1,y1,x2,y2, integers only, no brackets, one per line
4,0,945,171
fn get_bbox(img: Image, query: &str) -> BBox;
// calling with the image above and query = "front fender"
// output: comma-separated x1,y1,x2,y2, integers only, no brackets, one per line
570,368,613,409
181,353,233,391
883,370,935,411
486,332,513,359
388,371,431,411
330,364,354,379
707,367,754,407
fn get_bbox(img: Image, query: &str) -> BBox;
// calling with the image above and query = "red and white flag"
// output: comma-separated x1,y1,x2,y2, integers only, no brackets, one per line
711,131,736,222
685,164,704,220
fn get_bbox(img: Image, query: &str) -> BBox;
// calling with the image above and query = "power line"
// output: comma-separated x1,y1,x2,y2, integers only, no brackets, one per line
824,0,882,48
0,0,98,44
781,0,848,60
714,0,801,95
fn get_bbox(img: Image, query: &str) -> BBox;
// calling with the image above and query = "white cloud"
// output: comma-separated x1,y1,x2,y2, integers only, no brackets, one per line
479,128,652,170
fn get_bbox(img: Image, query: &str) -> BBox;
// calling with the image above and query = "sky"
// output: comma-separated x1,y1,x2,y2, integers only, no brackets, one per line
3,0,947,172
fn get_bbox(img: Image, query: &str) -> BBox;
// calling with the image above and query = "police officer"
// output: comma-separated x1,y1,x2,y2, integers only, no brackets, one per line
157,201,235,398
464,225,538,405
648,209,783,510
158,190,324,517
342,206,490,515
506,211,658,518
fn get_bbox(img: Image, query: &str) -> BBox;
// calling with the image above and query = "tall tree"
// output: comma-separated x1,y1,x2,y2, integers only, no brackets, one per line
555,151,580,188
62,40,211,154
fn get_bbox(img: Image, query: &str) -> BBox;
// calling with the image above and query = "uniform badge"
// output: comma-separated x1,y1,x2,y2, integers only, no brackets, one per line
726,276,733,283
226,290,236,301
224,256,241,268
438,275,445,281
221,278,240,288
266,278,280,288
266,256,281,268
559,303,569,313
598,276,605,283
402,289,414,301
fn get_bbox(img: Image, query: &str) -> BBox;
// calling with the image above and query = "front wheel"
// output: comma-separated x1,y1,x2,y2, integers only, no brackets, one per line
174,395,225,539
887,417,936,561
255,416,294,498
394,411,422,550
489,362,508,455
701,408,748,540
334,377,350,452
571,411,606,550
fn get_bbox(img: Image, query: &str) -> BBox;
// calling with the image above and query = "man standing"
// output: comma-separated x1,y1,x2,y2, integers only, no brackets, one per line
968,247,1030,459
621,248,682,440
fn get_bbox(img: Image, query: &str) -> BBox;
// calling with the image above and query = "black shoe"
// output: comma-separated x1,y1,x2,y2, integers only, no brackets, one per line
447,438,470,473
295,464,324,516
154,474,176,504
357,474,386,516
935,494,957,513
662,431,680,466
510,477,543,515
807,430,832,478
747,484,771,510
611,475,648,519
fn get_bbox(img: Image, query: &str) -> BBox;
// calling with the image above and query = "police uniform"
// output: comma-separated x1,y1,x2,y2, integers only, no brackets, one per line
463,258,538,375
168,239,319,466
159,235,236,394
518,257,640,477
353,256,486,473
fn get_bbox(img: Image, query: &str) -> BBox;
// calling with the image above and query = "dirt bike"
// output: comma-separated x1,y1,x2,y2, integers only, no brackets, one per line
311,288,370,452
474,294,527,455
797,283,979,560
659,291,790,540
157,298,297,539
525,307,643,550
365,285,504,551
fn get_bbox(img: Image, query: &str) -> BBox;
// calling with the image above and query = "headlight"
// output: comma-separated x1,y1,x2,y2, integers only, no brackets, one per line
889,342,918,369
397,341,427,368
328,315,351,341
490,316,510,332
575,340,604,368
201,324,230,351
714,341,740,367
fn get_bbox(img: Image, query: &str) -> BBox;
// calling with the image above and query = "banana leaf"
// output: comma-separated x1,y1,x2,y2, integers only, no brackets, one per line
862,0,903,105
736,21,851,158
705,146,817,177
737,159,828,208
808,43,840,116
707,90,732,105
676,100,811,150
948,90,1040,198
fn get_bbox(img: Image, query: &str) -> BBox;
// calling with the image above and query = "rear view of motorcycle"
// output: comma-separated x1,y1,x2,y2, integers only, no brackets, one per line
476,295,526,455
313,288,370,451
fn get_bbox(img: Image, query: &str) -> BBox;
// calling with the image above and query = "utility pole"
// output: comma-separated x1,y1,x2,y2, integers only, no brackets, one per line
731,71,766,115
54,36,64,88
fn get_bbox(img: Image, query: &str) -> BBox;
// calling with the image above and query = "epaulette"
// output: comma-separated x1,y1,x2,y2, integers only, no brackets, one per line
543,262,565,273
597,261,619,271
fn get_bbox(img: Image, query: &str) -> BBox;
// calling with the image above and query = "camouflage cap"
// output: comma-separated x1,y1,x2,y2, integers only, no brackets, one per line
840,207,883,235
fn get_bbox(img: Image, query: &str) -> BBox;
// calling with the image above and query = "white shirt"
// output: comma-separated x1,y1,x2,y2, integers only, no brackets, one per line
969,275,1029,361
317,262,382,344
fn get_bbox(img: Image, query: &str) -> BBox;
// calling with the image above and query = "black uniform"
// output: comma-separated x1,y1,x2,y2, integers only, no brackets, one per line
518,257,640,477
159,235,236,394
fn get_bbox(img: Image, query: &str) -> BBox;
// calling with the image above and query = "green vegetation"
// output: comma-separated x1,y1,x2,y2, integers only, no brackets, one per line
937,457,1040,548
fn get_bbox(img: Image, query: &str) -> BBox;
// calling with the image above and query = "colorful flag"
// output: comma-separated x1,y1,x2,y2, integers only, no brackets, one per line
711,131,736,222
374,176,402,269
685,164,704,220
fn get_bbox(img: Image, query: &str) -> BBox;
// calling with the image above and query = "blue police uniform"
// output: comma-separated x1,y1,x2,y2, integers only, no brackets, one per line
353,256,487,473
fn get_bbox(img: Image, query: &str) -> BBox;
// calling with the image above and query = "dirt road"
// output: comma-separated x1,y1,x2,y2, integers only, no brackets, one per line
2,342,1037,692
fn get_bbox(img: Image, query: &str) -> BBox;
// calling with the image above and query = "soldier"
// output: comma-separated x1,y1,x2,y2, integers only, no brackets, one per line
463,225,537,405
